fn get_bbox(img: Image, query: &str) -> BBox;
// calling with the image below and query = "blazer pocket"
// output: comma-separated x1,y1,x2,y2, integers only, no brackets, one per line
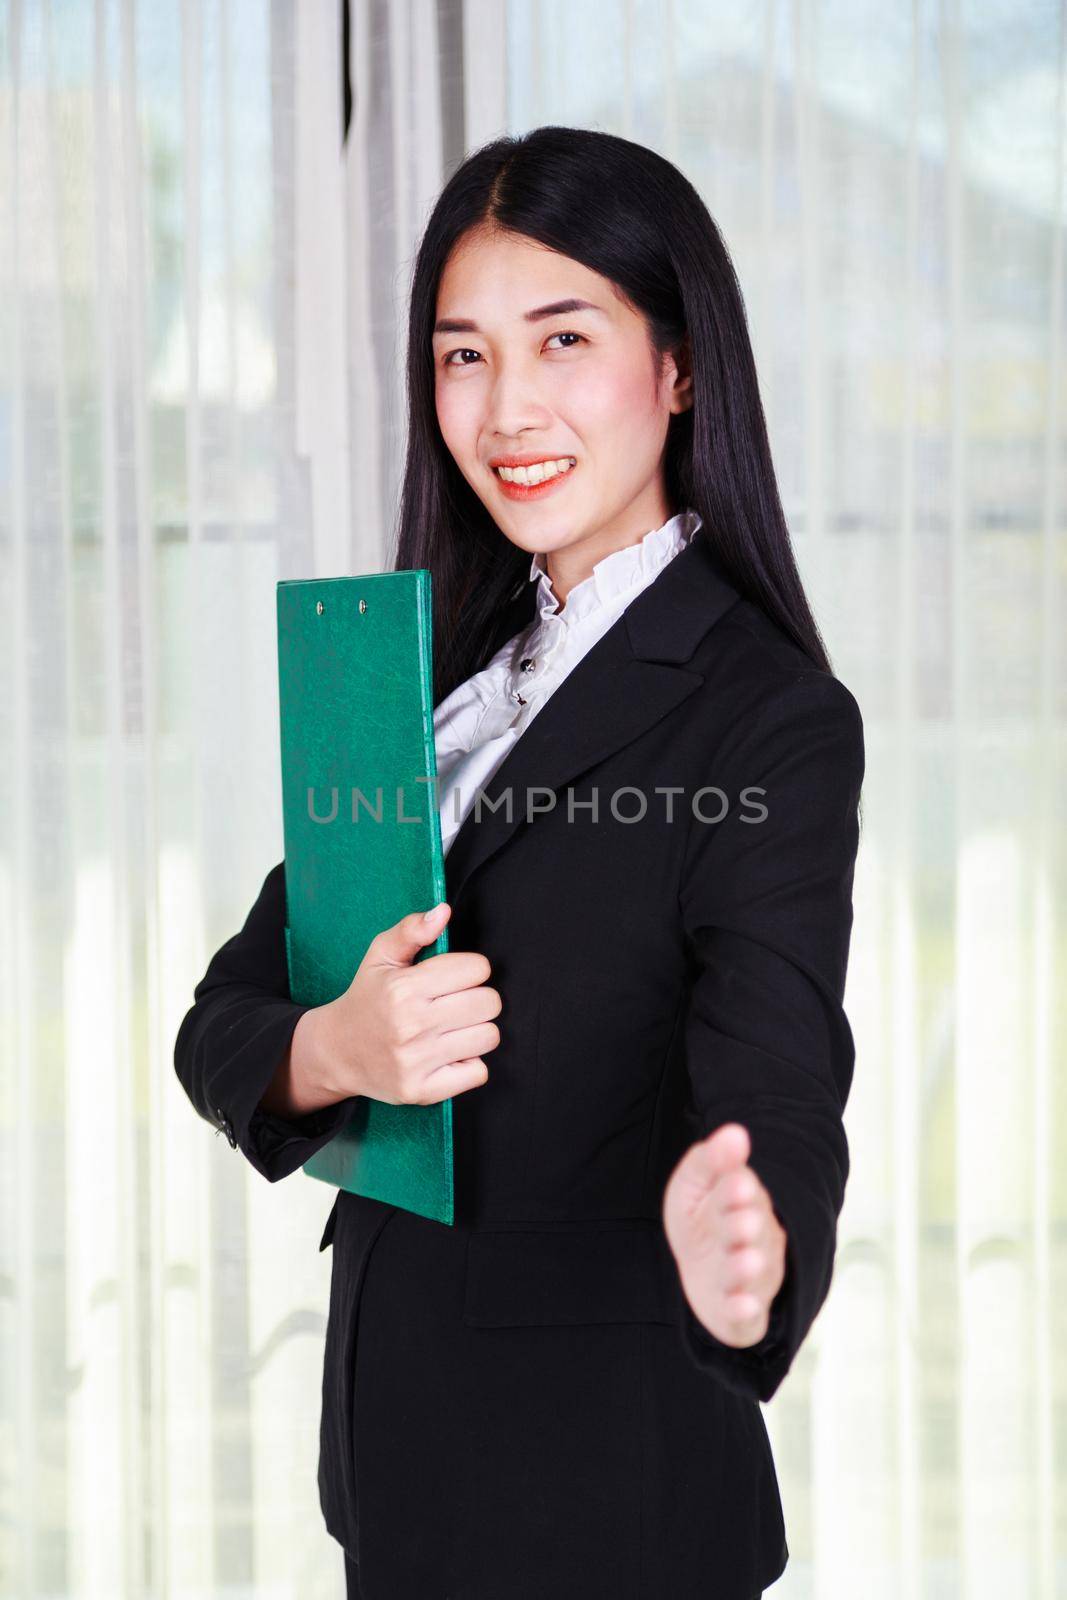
462,1218,681,1328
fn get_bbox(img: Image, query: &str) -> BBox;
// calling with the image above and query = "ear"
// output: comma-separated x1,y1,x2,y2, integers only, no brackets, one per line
667,333,694,414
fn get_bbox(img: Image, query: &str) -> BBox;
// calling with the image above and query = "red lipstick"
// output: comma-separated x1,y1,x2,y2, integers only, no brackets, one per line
488,455,578,502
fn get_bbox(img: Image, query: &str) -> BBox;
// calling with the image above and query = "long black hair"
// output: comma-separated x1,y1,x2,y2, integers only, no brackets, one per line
394,124,833,705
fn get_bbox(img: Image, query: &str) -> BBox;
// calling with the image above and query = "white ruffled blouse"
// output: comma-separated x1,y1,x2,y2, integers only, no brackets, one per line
434,507,703,856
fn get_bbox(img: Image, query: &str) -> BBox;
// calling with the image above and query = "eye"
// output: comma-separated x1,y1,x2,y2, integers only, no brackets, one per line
442,347,481,368
440,331,588,368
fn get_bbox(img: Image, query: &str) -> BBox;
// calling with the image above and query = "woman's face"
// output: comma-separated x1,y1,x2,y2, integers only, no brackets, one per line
433,227,692,602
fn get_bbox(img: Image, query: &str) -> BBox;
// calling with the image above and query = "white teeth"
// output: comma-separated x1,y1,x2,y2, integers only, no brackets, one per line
495,457,576,486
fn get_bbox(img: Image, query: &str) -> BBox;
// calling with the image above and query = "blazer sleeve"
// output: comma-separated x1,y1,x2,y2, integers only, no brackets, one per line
173,860,362,1183
673,669,865,1403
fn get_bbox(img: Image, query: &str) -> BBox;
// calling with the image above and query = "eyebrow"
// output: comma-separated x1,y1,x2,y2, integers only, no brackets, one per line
432,297,608,336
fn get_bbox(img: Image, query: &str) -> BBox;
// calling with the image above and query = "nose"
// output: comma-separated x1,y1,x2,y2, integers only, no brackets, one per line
484,356,551,441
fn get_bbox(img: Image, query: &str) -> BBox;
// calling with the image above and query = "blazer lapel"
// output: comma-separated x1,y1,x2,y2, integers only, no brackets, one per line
442,530,743,909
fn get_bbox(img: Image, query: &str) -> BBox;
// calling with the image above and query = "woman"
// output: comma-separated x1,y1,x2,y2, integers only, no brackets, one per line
174,126,864,1599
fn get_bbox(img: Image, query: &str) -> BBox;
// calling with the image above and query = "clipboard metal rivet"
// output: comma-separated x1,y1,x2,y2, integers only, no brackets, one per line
359,599,367,613
316,601,325,615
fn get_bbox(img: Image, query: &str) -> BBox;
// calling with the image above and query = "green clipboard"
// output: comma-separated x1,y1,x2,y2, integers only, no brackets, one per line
276,568,453,1225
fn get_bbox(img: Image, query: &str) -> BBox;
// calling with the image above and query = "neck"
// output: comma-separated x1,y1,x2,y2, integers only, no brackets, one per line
543,504,680,609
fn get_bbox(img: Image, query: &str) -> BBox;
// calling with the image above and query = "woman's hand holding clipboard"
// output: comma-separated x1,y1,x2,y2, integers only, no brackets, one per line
304,900,502,1108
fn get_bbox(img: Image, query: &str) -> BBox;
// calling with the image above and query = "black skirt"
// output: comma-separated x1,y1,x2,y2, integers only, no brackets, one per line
345,1547,764,1600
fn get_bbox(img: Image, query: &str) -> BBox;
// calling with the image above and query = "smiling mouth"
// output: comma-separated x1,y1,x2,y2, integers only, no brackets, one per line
492,456,577,487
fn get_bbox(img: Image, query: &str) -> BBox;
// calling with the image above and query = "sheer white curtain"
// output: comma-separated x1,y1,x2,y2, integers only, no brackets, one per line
0,1,445,1595
4,0,1065,1597
498,2,1067,1596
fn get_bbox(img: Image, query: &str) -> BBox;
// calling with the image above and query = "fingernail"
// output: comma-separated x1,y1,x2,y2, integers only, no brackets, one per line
423,903,442,922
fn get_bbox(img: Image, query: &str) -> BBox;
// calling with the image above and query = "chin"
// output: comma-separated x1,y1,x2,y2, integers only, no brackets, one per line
511,514,586,546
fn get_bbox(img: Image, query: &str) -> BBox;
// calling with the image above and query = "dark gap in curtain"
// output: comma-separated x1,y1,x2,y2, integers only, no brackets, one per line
341,0,353,144
436,0,466,174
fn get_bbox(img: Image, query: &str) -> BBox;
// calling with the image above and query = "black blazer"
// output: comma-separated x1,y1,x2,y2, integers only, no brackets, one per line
174,529,864,1600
